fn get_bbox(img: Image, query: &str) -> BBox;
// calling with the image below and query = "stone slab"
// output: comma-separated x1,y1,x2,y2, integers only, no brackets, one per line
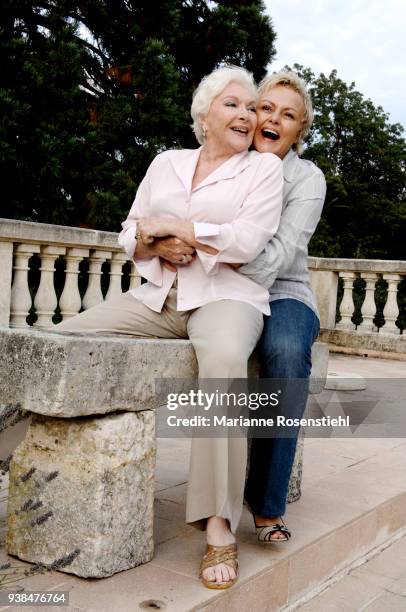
325,371,367,390
0,218,119,250
6,411,155,578
0,328,197,417
0,328,328,417
308,256,406,273
319,328,406,355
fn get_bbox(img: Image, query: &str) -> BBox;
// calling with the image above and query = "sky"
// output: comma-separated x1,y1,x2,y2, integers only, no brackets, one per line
263,0,406,130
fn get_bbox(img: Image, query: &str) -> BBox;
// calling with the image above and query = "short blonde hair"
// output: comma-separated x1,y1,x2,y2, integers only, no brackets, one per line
191,65,257,145
259,71,314,154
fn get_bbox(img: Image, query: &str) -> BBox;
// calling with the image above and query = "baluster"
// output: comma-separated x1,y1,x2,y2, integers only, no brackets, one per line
10,243,41,328
105,251,127,301
33,245,66,328
59,248,89,321
381,274,402,335
336,272,356,330
129,261,141,290
358,272,378,332
82,250,111,310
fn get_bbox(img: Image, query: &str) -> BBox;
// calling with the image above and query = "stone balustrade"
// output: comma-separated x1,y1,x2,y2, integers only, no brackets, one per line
0,218,140,329
0,218,404,352
308,257,406,355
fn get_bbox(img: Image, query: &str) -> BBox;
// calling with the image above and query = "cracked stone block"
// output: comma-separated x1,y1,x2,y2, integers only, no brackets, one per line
0,329,328,418
6,410,155,577
0,329,197,417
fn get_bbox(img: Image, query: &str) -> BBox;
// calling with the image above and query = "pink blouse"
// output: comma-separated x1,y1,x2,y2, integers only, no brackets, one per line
118,147,283,314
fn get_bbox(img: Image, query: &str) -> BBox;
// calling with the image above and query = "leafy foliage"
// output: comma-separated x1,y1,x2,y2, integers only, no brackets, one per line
289,65,406,260
2,6,404,261
0,0,276,229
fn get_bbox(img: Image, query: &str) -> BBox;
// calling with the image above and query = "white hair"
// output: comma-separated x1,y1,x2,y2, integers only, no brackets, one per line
191,65,257,145
259,70,314,154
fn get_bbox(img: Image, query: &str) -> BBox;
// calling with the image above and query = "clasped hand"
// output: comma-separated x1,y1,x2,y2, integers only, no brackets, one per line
153,237,195,267
135,217,242,271
136,218,193,268
137,217,176,244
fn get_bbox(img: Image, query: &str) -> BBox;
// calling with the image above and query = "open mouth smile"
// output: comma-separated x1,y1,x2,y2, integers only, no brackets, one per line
261,128,280,141
231,126,249,135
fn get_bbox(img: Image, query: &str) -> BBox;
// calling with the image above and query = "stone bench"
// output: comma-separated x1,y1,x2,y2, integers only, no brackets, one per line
0,328,328,577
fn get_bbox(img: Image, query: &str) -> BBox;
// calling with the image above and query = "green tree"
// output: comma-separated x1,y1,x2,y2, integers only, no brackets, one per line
0,1,276,229
290,66,406,260
0,2,91,225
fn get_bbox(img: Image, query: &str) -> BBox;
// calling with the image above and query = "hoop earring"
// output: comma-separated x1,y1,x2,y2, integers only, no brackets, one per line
202,126,207,138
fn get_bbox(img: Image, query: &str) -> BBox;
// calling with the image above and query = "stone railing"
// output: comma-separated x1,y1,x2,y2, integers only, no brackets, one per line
0,219,405,353
0,218,140,328
309,257,406,355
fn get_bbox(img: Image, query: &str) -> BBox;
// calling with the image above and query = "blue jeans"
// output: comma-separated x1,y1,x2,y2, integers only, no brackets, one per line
245,298,320,517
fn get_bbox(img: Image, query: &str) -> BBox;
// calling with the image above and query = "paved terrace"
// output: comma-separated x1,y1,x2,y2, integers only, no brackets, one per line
1,352,405,611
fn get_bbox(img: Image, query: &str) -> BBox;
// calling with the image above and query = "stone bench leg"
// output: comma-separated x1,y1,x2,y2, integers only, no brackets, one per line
6,411,155,578
287,431,304,503
245,429,305,505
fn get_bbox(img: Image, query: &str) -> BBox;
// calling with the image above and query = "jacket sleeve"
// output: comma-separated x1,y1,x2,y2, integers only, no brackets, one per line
118,158,163,287
193,155,284,275
238,169,326,288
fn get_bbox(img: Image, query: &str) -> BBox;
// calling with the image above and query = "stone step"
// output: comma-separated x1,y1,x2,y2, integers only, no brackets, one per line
294,531,406,611
148,438,406,611
1,436,402,611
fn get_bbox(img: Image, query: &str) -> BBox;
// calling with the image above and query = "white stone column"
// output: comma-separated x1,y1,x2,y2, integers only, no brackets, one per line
336,272,356,330
82,250,112,310
10,243,41,328
128,261,141,290
34,245,66,329
309,270,339,329
381,274,402,335
59,248,89,321
358,272,378,332
105,252,127,301
0,242,14,327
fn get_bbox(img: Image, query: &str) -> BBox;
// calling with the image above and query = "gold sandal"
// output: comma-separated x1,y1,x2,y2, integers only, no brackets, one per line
199,543,239,589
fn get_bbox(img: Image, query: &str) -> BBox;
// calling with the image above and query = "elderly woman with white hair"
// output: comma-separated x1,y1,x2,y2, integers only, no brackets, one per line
55,65,283,588
141,70,327,545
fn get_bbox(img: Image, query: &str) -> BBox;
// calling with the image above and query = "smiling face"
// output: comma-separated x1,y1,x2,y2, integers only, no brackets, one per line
254,85,305,159
200,81,257,157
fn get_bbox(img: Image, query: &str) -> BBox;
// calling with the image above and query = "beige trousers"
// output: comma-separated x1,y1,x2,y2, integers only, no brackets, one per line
55,290,263,533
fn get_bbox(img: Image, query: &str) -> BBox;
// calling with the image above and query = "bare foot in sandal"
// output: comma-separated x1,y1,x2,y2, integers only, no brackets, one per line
200,516,238,588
